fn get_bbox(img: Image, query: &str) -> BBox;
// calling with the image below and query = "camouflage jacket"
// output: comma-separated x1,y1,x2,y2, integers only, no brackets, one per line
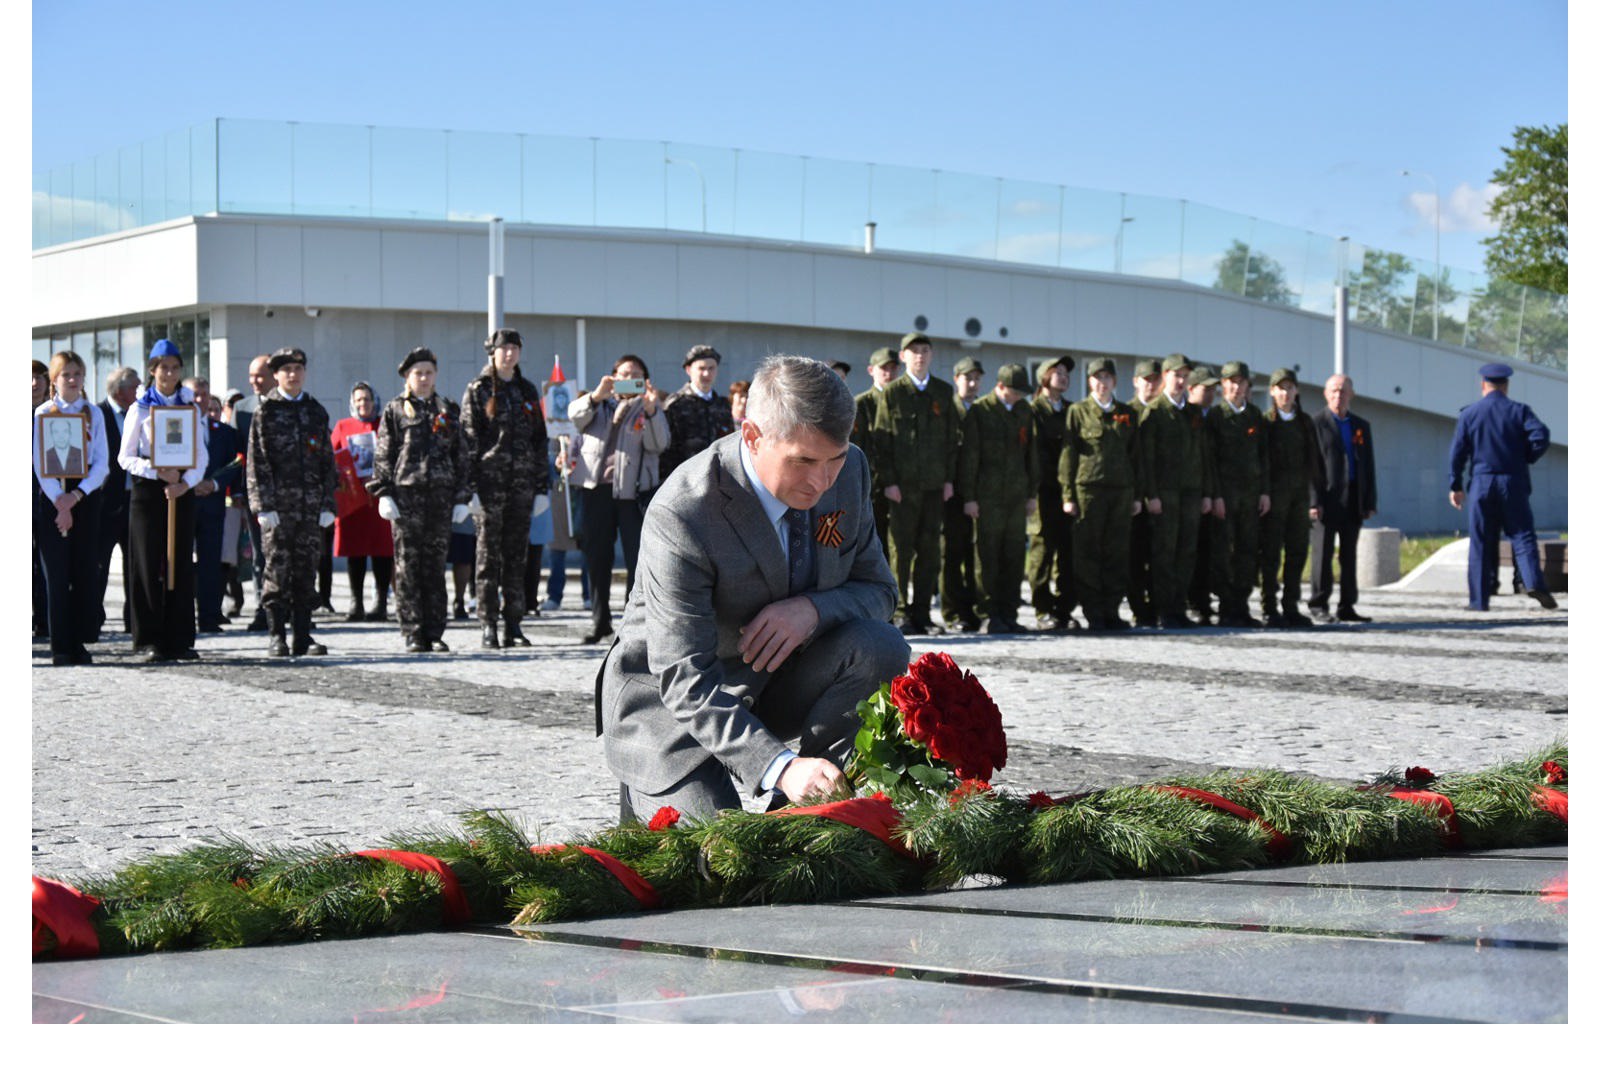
246,389,338,518
660,386,735,482
1137,392,1213,498
1061,396,1140,503
1029,393,1069,498
460,366,549,495
956,393,1039,505
1206,401,1271,498
1264,404,1317,497
368,392,471,503
872,375,960,492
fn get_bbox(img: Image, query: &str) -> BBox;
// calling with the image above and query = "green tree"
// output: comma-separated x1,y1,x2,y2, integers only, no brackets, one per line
1212,239,1294,304
1482,123,1567,295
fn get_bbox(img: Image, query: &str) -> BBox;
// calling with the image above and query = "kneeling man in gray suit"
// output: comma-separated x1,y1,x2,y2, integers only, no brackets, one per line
598,354,910,820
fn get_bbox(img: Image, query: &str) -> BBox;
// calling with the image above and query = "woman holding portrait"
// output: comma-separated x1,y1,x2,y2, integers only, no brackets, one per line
331,380,395,622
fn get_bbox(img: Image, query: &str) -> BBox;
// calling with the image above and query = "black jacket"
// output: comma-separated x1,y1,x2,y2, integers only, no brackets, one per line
1309,408,1376,516
97,399,130,521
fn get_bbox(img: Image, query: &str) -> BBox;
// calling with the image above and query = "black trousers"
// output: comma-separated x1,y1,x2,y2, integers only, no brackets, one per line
580,485,646,630
92,495,130,636
35,492,103,660
1308,504,1362,610
128,478,198,655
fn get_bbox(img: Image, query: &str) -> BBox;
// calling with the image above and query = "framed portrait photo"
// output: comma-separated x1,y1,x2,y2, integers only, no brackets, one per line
38,413,88,479
346,430,377,479
151,406,199,470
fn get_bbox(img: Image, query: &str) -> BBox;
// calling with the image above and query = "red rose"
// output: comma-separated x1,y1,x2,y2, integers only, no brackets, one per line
1542,760,1565,785
648,807,681,831
1404,766,1435,784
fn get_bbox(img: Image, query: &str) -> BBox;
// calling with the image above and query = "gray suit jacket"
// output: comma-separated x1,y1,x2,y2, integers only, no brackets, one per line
598,433,896,795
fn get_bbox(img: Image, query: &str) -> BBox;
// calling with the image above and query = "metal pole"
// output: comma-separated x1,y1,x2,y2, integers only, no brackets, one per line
575,317,588,391
864,221,876,254
487,217,504,338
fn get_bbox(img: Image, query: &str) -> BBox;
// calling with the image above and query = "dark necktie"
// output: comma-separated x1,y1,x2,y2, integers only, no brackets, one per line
786,507,814,595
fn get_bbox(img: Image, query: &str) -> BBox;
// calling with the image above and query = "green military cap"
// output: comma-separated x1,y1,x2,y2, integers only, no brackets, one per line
1191,365,1221,388
1037,354,1075,381
900,331,932,351
1161,353,1193,373
997,363,1031,390
1134,358,1162,379
1219,360,1250,380
952,356,985,377
868,346,900,368
1269,367,1298,387
1086,356,1117,378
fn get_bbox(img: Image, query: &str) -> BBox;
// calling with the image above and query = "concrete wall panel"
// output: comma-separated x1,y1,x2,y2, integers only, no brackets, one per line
304,227,383,309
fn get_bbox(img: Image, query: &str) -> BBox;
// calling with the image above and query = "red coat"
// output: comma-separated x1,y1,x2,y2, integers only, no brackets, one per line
330,416,394,558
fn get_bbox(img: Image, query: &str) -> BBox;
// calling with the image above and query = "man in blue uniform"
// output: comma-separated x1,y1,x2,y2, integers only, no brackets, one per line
1447,362,1558,611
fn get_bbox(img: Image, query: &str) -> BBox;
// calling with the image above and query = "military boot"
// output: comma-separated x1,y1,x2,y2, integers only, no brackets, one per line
482,621,501,649
267,608,290,657
292,609,327,656
503,618,531,647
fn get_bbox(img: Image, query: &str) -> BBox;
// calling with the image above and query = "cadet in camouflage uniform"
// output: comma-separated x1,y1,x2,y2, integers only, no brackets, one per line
1062,357,1141,630
1026,355,1076,629
1186,364,1222,623
368,348,472,653
1125,359,1164,627
1137,353,1214,629
1205,361,1271,627
660,344,735,483
852,346,900,551
956,364,1039,634
872,331,960,634
246,347,338,657
1259,368,1316,627
462,328,551,649
939,356,984,632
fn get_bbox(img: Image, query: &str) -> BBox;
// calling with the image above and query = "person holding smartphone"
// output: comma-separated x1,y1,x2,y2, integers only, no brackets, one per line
567,354,669,643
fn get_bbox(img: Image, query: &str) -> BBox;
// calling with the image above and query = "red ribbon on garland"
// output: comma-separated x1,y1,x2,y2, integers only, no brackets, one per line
1146,786,1293,857
530,846,661,909
775,795,915,859
32,876,101,960
1387,789,1463,847
353,850,472,924
1531,787,1568,823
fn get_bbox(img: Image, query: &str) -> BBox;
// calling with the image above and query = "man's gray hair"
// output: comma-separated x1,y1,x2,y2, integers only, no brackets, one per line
107,366,140,392
183,375,210,391
746,355,855,444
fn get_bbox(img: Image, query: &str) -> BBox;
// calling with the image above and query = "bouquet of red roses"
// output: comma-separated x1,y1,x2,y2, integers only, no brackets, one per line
847,651,1007,799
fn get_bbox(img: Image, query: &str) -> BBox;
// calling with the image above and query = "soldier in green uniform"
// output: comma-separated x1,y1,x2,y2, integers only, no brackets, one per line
1138,353,1214,629
852,346,900,551
1259,368,1316,627
1186,364,1221,624
1026,355,1076,629
956,364,1039,634
872,331,959,635
939,356,984,632
1125,359,1163,627
1205,361,1271,627
1063,357,1141,630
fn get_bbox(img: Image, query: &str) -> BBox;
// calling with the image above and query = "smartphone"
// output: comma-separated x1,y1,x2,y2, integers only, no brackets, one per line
612,377,645,396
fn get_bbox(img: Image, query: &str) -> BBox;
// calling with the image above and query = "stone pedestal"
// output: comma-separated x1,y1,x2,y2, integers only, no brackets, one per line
1358,526,1402,588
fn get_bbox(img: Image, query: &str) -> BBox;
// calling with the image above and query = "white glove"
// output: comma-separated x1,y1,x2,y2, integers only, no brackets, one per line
467,492,484,518
532,493,550,518
257,511,280,531
452,503,470,524
378,496,400,522
318,510,336,528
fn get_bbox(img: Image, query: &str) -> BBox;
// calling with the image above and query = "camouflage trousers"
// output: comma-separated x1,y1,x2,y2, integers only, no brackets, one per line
393,487,453,643
261,513,324,626
474,474,537,624
1026,487,1074,621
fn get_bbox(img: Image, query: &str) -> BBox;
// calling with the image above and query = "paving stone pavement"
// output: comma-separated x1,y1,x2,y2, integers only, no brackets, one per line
31,578,1567,883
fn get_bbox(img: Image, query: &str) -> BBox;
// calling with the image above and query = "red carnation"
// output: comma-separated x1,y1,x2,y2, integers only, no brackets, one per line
647,807,681,831
1404,766,1435,785
1027,791,1057,810
1542,761,1566,785
949,779,992,806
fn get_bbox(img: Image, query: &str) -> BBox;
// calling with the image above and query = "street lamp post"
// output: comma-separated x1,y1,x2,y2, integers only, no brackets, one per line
1114,193,1135,274
1401,168,1441,341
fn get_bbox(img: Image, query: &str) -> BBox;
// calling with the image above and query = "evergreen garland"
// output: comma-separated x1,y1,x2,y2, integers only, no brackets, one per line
36,742,1566,961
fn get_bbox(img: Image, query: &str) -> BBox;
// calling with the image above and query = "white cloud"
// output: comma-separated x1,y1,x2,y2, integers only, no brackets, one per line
1404,182,1500,235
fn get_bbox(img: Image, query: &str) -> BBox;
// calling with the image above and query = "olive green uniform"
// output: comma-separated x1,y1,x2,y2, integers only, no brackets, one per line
1138,392,1212,624
872,375,960,625
1260,405,1316,618
1062,396,1140,627
1026,394,1073,625
956,394,1038,626
1126,395,1157,625
852,386,891,550
939,395,979,629
1205,401,1271,619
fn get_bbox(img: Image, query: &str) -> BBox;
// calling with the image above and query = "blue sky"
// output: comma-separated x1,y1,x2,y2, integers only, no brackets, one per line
31,0,1567,276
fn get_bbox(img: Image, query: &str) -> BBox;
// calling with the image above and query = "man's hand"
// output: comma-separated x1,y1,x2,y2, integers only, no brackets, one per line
1258,493,1270,516
738,595,820,673
883,485,902,503
194,478,216,498
776,756,845,804
942,482,954,502
1449,491,1464,510
1062,499,1076,516
963,500,979,519
1146,496,1163,516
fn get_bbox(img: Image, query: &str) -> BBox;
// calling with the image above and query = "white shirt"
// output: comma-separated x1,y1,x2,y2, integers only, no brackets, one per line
118,390,208,488
1276,407,1297,421
1226,399,1248,414
1095,396,1115,412
906,372,929,392
32,397,110,502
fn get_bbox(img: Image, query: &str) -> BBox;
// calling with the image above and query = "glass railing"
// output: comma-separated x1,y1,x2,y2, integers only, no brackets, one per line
33,118,1566,371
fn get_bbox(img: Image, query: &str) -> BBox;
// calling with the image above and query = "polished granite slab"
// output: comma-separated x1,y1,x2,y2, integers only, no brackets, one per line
34,850,1566,1023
